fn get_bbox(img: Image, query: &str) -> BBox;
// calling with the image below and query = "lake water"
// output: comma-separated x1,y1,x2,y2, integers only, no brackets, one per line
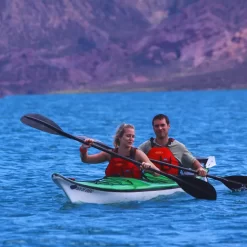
1,90,247,246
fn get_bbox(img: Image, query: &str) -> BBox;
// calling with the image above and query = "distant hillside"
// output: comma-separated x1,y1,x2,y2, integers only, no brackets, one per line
0,0,247,97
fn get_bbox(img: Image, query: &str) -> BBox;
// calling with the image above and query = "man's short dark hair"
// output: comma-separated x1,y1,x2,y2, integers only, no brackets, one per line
152,114,170,125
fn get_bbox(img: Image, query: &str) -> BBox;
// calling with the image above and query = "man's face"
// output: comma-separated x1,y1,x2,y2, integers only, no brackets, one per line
153,118,170,139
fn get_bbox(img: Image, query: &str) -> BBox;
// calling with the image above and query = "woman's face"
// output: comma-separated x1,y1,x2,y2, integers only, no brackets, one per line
119,127,135,148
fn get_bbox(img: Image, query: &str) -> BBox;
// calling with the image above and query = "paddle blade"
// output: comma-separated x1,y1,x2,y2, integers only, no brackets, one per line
222,176,247,191
177,176,217,200
21,114,63,135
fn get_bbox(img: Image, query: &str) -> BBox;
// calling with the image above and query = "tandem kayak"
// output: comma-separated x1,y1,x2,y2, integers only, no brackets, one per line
52,156,216,204
52,173,184,204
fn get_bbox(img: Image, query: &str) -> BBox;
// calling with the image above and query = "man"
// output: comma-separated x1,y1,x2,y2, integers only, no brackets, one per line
138,114,207,176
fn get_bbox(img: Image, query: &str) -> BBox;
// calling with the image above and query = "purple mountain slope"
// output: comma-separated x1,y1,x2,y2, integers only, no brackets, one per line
0,0,247,97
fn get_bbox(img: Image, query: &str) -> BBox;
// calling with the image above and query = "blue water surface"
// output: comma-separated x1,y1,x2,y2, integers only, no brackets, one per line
1,90,247,246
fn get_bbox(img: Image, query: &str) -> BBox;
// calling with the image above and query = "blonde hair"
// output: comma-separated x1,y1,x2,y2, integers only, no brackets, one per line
113,123,135,148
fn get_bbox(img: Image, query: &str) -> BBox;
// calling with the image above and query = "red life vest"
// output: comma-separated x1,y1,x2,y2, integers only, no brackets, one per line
105,147,142,179
147,138,180,175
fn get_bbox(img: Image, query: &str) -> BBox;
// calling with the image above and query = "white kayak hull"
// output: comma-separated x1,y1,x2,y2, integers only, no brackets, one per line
52,173,183,204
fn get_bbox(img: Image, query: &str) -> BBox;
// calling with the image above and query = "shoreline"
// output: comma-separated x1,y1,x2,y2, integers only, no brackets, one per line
49,84,247,95
1,85,247,99
2,64,247,97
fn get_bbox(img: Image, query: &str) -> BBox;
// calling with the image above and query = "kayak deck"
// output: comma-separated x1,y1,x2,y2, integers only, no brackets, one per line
77,174,179,191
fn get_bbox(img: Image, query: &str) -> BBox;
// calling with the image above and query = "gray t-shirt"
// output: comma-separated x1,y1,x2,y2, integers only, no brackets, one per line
138,139,196,168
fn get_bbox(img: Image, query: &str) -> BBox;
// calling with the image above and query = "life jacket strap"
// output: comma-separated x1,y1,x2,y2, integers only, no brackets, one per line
150,137,174,147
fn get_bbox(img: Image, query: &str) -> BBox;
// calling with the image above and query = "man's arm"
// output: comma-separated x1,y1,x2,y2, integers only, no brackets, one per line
192,159,207,176
171,140,207,176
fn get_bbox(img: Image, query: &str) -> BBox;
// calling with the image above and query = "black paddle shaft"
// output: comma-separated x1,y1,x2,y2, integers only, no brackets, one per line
21,114,217,200
86,140,247,191
149,159,247,191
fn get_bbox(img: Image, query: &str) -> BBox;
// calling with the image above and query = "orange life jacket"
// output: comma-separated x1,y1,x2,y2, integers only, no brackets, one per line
147,138,180,175
105,147,142,179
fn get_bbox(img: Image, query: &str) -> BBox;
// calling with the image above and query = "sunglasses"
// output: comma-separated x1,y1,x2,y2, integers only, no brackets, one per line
154,124,166,128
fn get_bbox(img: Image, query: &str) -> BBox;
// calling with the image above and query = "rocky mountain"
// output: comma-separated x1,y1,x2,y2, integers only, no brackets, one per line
0,0,247,97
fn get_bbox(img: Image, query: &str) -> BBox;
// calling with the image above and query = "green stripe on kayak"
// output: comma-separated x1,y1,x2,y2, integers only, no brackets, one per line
76,173,179,191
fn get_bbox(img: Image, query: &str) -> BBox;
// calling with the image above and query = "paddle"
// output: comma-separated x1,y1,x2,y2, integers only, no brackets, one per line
91,141,247,192
21,113,217,200
148,159,247,191
22,114,247,192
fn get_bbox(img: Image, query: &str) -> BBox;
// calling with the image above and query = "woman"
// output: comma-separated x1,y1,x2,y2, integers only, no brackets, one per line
79,123,160,179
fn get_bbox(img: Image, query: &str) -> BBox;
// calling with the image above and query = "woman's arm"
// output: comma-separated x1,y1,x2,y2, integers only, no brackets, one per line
80,148,110,164
136,149,160,175
79,138,110,164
